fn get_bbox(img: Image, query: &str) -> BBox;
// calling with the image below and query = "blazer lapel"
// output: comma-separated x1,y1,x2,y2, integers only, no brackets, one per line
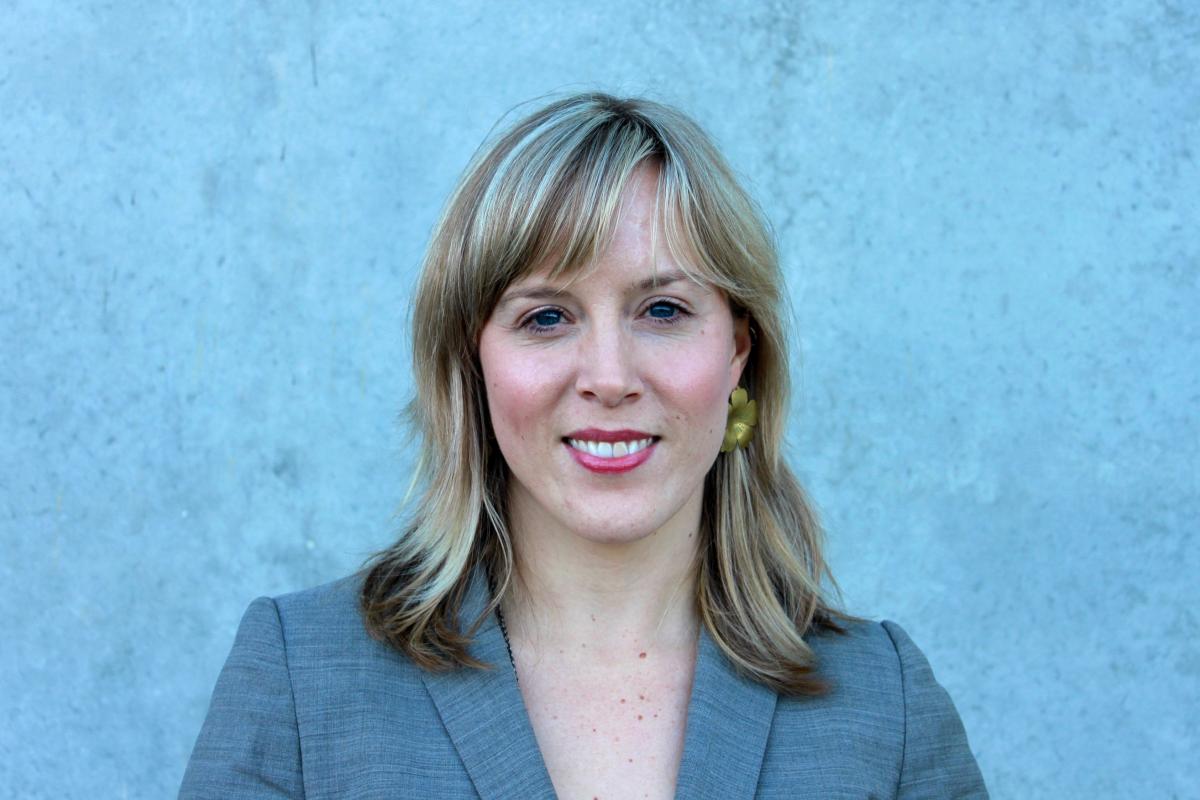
674,627,778,800
420,573,557,800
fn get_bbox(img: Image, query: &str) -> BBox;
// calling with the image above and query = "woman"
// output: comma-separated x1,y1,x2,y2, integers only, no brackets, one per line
180,93,988,799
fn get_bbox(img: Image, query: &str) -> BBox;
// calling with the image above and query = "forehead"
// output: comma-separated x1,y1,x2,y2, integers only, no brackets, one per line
502,221,707,301
502,166,709,298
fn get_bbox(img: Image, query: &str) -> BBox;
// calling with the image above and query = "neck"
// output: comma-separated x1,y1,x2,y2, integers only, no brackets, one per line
500,491,703,659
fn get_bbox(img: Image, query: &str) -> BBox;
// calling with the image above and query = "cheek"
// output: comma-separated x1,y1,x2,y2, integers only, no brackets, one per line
486,376,547,442
655,344,736,431
479,334,562,448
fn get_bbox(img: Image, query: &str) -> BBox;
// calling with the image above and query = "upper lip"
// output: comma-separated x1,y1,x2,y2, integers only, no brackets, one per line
564,428,656,443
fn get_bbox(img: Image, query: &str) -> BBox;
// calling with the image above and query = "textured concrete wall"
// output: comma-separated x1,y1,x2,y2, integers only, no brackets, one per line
2,2,1195,797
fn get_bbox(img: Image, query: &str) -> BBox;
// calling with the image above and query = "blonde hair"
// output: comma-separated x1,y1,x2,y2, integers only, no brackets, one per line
361,92,844,696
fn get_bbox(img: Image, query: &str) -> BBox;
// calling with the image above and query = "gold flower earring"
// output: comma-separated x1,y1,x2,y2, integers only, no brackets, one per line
720,388,758,453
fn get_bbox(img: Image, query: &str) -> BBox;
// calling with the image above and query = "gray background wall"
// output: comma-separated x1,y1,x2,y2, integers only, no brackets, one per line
2,2,1196,797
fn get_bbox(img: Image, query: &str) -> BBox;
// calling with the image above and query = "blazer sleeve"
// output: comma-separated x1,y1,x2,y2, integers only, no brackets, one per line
179,597,305,799
881,621,989,799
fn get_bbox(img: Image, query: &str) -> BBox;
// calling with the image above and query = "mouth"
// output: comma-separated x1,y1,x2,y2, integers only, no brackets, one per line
562,429,660,474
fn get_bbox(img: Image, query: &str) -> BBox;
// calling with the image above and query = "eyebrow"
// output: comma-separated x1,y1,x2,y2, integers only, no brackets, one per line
498,269,692,306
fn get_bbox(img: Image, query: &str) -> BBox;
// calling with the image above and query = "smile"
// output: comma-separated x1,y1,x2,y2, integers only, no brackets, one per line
565,437,655,458
562,430,659,474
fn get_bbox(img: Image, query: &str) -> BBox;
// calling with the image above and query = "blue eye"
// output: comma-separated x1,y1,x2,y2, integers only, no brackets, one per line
522,308,565,332
647,301,681,320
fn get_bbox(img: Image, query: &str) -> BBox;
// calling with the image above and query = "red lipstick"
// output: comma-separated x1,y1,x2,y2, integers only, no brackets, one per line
563,429,658,475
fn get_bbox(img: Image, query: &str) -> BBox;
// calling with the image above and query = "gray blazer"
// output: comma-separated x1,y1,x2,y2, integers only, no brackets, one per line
180,574,987,799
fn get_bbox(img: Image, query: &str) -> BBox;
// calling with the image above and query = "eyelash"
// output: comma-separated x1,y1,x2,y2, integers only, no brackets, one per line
518,299,690,335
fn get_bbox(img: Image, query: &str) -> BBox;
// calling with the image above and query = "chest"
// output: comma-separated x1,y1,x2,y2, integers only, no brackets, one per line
515,651,696,800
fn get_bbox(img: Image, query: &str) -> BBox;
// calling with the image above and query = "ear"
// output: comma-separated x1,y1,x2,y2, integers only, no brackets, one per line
730,314,752,389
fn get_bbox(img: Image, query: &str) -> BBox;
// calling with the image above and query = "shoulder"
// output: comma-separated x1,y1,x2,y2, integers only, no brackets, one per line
270,571,368,636
795,617,972,731
803,617,941,698
181,574,454,798
775,618,914,733
203,572,428,704
777,618,988,798
807,618,909,686
263,571,417,674
212,572,419,691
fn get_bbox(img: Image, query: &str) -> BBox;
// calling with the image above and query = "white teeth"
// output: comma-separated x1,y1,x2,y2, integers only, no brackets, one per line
568,437,655,459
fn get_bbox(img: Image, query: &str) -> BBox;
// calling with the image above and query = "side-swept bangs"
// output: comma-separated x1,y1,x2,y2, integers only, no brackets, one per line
434,94,777,342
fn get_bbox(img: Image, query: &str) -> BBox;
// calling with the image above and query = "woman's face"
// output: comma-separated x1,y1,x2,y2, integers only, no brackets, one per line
478,165,750,546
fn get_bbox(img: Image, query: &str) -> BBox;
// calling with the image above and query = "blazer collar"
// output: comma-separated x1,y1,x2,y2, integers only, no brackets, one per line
421,570,778,800
419,571,558,799
673,627,778,799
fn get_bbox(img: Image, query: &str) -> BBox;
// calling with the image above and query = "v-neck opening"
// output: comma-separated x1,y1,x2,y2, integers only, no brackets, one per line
421,569,778,800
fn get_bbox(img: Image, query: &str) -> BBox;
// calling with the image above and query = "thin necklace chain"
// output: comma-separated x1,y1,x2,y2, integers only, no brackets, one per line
494,604,518,682
491,563,696,687
487,569,519,682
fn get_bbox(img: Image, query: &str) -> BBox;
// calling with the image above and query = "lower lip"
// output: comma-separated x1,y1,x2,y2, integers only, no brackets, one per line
565,440,657,474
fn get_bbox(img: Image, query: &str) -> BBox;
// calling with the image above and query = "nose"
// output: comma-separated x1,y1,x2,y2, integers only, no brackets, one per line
574,320,643,406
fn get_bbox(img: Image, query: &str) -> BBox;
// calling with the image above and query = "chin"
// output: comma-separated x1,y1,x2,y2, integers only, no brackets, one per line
558,512,672,547
506,476,704,552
